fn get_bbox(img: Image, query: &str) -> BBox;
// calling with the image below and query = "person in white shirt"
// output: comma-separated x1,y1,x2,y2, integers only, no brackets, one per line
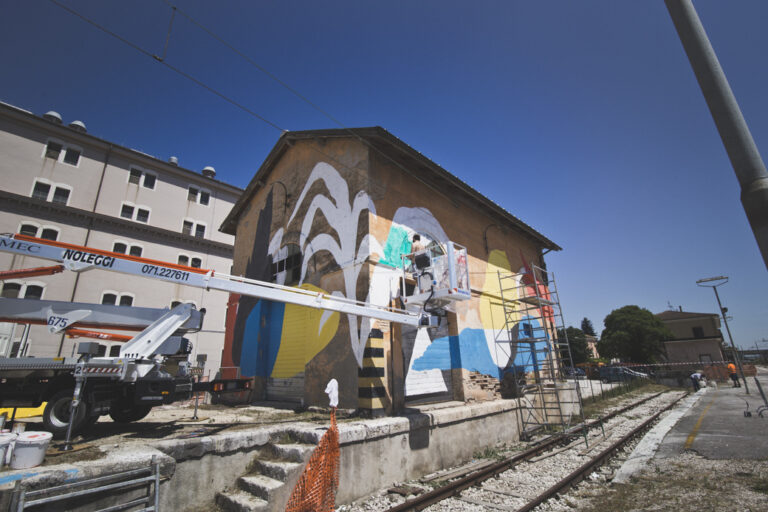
411,234,426,253
690,371,704,391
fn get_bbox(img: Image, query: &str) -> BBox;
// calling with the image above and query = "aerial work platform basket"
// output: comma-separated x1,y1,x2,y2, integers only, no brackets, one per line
400,240,471,310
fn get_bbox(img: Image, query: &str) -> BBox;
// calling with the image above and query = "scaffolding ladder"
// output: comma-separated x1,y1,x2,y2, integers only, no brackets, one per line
496,265,585,440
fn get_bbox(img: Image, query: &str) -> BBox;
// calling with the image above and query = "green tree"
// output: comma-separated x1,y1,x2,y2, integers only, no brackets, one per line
581,317,596,336
558,326,589,365
598,305,673,363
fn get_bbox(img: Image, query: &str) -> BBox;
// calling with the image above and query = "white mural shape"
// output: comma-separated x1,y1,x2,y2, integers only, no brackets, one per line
404,328,448,395
273,162,382,366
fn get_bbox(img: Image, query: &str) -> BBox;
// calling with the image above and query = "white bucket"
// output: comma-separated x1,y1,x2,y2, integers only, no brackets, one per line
0,433,15,468
10,431,53,469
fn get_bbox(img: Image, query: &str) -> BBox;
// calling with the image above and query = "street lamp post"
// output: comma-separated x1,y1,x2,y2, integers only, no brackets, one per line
666,1,768,271
696,276,750,394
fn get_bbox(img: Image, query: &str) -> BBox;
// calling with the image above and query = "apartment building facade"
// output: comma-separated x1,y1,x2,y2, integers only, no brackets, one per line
656,309,725,363
0,101,242,377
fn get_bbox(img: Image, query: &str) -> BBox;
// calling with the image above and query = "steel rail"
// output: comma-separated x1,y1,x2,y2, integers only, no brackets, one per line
515,393,687,512
565,390,663,436
385,390,668,511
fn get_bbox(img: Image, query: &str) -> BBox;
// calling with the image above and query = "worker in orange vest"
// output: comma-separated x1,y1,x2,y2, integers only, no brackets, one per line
727,362,741,388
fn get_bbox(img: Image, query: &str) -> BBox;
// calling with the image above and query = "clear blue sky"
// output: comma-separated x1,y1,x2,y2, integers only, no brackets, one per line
2,1,767,349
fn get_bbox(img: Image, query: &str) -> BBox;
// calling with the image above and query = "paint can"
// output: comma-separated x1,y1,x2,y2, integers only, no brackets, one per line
10,431,52,469
0,433,16,467
11,421,26,434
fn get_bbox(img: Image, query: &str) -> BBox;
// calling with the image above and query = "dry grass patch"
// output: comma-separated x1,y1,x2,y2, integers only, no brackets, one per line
573,453,768,512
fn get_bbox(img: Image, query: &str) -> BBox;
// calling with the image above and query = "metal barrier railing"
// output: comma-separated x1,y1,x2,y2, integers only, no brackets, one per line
11,456,160,511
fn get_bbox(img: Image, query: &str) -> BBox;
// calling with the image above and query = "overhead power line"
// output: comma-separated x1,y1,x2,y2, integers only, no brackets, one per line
46,0,398,200
162,0,349,131
48,0,284,132
47,0,487,222
157,2,486,214
46,0,381,188
157,2,420,166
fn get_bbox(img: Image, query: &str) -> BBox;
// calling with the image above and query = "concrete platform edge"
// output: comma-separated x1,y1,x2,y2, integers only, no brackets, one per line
612,390,706,484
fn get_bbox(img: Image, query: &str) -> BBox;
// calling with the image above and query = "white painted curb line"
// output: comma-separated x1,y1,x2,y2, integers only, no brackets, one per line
612,389,708,484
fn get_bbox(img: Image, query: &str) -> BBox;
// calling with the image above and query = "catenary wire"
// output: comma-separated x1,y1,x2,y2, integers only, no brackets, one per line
47,0,494,229
48,0,284,132
161,0,349,131
158,1,479,206
45,0,382,185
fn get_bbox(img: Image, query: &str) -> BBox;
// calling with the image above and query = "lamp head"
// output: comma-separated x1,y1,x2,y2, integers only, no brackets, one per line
696,276,728,287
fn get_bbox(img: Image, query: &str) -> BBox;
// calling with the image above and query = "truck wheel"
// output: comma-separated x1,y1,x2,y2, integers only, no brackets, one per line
108,402,152,423
43,390,89,437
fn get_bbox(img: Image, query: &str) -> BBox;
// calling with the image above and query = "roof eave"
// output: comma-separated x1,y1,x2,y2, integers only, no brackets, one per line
220,127,561,252
220,132,292,234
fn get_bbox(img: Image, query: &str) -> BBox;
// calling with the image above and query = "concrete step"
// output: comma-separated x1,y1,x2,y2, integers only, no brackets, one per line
285,430,320,445
271,442,315,463
238,474,284,501
252,459,302,481
216,490,269,512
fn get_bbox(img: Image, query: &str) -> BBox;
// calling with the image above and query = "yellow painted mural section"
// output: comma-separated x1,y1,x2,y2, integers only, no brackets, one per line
271,283,340,378
479,250,517,330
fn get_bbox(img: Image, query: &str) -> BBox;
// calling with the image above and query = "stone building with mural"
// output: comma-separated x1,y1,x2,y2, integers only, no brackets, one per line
219,127,561,414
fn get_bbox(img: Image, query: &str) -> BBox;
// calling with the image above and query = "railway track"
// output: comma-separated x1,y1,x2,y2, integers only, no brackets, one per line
358,390,687,512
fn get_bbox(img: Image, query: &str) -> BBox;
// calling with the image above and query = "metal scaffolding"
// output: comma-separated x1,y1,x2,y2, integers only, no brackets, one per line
495,265,586,440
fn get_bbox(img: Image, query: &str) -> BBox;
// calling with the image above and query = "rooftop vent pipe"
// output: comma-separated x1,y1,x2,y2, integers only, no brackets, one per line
202,166,216,179
43,111,62,124
69,120,87,133
169,156,179,166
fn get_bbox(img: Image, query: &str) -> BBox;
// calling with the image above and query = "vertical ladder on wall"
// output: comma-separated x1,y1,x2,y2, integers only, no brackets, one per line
497,266,585,440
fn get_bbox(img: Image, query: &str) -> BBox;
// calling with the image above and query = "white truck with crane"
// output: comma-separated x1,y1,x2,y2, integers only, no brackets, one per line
0,233,470,446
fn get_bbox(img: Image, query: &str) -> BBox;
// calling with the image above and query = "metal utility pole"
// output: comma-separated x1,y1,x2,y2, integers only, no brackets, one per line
696,276,749,393
665,0,768,271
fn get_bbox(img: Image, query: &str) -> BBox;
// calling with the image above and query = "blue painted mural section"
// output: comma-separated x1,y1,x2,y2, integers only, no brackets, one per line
239,300,285,377
511,316,549,374
410,317,550,377
412,328,498,376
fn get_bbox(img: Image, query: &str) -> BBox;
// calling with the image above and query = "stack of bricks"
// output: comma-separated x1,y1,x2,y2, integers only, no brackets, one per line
465,371,501,401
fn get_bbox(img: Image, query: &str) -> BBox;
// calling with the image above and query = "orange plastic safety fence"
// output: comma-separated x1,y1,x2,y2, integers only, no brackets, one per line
285,408,340,512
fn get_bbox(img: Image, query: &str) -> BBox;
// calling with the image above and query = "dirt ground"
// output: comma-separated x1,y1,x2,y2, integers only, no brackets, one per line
567,452,768,512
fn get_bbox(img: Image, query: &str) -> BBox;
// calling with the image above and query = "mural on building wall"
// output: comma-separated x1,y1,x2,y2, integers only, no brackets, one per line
226,161,550,396
373,207,454,397
370,208,549,397
227,190,276,373
388,241,550,394
272,162,383,366
228,162,382,380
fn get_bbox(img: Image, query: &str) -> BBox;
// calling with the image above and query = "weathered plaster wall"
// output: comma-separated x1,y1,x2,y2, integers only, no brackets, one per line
0,403,523,511
335,401,522,503
222,138,372,407
664,339,725,363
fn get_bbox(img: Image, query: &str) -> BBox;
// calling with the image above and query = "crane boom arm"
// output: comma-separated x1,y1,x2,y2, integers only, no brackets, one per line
0,234,432,327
